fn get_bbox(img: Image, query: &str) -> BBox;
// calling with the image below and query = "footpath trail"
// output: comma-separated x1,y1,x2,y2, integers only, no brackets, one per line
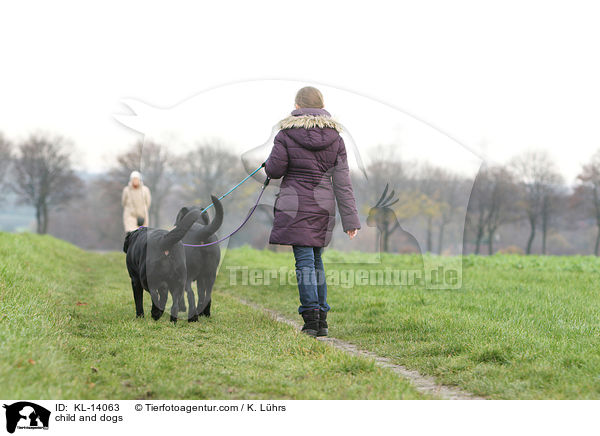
235,296,485,401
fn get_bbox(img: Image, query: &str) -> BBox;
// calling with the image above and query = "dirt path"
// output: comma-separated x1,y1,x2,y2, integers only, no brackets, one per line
236,297,486,400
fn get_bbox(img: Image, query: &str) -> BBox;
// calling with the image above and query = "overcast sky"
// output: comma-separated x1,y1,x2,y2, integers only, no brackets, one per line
1,1,599,183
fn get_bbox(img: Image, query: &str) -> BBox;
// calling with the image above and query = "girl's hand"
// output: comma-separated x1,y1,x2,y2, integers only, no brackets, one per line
346,229,358,239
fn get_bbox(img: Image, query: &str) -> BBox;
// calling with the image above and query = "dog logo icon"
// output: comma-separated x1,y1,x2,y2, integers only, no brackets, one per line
3,402,50,434
368,184,420,253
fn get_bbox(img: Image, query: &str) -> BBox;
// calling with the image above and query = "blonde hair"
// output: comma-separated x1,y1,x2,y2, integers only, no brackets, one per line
295,86,324,109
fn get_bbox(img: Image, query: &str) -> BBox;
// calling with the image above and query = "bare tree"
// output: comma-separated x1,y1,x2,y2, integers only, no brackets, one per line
539,184,567,254
0,133,12,203
510,151,564,254
415,164,445,253
177,141,244,204
484,166,520,254
466,167,492,254
466,165,518,254
364,145,407,196
577,149,600,255
434,170,466,254
10,133,81,234
466,165,519,254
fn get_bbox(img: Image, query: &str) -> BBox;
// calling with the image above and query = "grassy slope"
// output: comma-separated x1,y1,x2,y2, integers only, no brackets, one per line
0,233,424,399
219,247,600,399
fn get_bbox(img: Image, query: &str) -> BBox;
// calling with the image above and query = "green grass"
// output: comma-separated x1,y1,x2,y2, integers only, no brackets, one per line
0,233,424,399
5,234,599,400
218,246,600,399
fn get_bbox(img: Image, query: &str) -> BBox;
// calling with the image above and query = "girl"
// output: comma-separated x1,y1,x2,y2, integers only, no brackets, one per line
264,86,361,337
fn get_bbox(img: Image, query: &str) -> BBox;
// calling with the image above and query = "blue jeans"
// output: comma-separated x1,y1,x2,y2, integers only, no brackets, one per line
292,246,330,314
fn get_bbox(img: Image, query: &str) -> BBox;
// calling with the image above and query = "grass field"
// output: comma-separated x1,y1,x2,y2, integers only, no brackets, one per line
2,233,600,399
219,247,600,399
0,233,424,399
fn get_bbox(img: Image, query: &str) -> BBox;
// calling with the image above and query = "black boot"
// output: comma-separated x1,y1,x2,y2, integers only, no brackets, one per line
317,309,328,337
300,309,319,337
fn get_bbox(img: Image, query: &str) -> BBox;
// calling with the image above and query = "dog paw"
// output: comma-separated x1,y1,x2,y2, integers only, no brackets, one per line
188,315,199,322
170,316,178,323
136,313,145,318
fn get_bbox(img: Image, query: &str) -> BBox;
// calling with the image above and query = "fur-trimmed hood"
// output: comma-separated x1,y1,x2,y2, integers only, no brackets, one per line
279,111,343,133
278,107,342,151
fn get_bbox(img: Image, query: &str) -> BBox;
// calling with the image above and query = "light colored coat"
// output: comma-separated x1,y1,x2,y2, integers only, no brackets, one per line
122,181,152,232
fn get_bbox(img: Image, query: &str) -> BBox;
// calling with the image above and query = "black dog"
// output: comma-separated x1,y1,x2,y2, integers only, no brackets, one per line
175,198,224,320
123,205,210,323
3,403,51,434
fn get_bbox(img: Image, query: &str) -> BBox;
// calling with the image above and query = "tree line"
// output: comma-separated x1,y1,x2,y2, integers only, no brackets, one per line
1,131,599,256
357,147,598,256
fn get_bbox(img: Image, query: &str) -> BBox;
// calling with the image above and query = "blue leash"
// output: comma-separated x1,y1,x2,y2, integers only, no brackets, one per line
182,176,270,247
181,163,270,248
199,163,265,214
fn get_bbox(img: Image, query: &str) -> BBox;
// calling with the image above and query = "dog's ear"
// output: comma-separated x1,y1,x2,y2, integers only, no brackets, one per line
175,207,189,225
123,231,132,253
200,210,209,225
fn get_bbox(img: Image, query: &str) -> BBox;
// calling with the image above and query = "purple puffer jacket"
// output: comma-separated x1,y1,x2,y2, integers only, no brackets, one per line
265,107,361,247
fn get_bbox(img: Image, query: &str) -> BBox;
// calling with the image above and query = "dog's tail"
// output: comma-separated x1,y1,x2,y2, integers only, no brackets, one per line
159,208,202,252
197,195,224,241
